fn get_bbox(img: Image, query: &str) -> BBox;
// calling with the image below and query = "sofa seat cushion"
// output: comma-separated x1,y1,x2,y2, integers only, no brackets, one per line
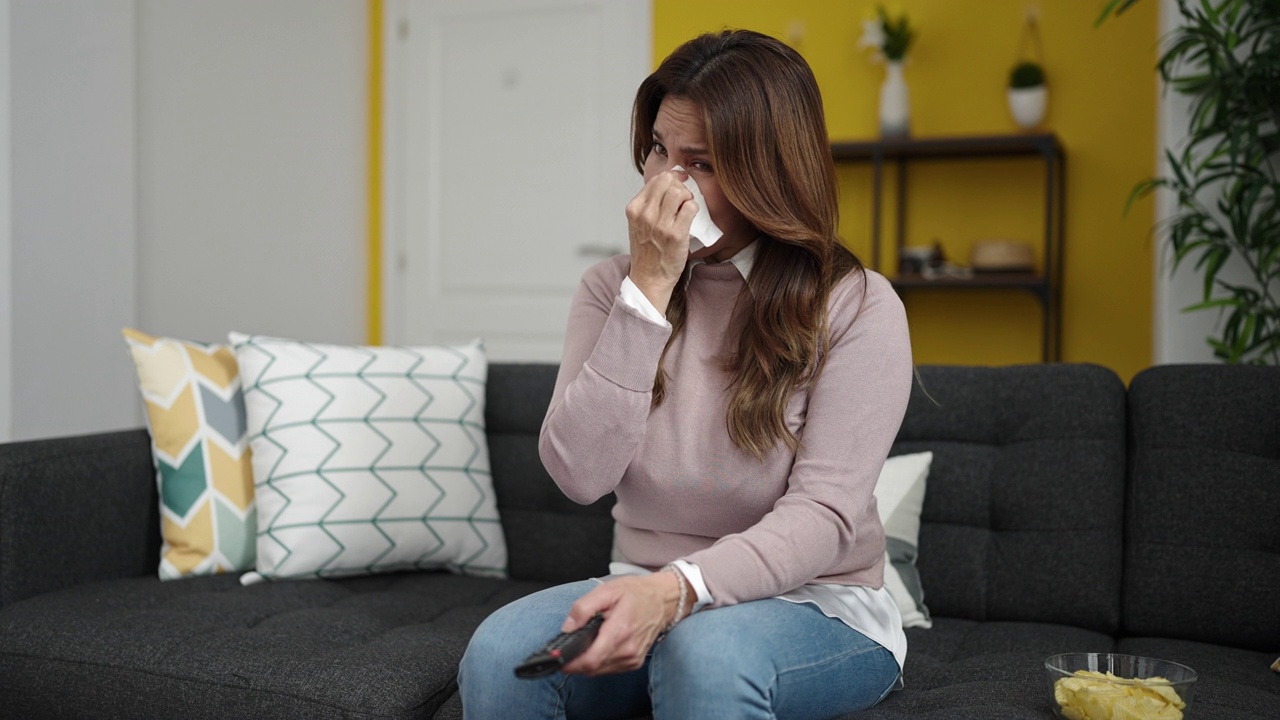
0,571,548,720
858,618,1115,719
1116,637,1280,720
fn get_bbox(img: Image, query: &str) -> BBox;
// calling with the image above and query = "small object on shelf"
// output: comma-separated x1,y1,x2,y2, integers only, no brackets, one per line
920,262,973,282
927,239,946,269
859,6,917,138
971,239,1036,273
880,61,911,137
899,246,933,275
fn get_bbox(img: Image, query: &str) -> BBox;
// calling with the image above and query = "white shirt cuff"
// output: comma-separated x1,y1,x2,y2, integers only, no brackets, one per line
671,559,713,613
619,276,671,328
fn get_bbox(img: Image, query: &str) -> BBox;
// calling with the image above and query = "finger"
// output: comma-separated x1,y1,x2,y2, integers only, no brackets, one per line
644,170,686,200
561,629,614,674
657,183,693,222
561,586,615,632
563,611,632,674
576,635,651,677
674,199,699,227
629,176,675,228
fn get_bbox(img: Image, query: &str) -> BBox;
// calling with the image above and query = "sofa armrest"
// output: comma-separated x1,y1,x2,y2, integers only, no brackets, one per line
0,429,159,607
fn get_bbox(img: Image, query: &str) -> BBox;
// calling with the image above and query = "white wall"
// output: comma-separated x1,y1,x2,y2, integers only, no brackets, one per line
9,0,140,441
0,1,12,442
136,0,367,347
0,1,366,442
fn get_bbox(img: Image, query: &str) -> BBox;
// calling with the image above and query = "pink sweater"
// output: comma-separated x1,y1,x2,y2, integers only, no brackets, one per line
539,254,913,607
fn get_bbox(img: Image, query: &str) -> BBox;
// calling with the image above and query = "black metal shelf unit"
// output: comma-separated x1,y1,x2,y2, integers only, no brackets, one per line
830,133,1066,362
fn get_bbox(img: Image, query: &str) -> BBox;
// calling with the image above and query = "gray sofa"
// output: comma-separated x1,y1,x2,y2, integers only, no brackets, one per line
0,363,1276,719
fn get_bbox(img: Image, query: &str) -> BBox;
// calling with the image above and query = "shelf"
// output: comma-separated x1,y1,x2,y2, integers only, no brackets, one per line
830,132,1066,361
891,272,1046,291
831,133,1062,162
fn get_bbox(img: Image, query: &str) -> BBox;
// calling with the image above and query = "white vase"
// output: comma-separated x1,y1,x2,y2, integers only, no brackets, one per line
1007,86,1047,129
879,60,910,137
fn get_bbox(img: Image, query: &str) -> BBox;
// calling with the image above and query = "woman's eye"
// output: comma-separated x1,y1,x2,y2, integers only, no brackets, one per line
652,142,667,157
690,161,712,172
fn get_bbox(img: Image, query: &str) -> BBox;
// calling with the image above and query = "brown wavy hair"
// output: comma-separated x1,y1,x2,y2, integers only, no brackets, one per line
632,29,863,460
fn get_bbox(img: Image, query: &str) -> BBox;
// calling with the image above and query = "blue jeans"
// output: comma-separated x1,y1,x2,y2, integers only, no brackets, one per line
458,580,899,720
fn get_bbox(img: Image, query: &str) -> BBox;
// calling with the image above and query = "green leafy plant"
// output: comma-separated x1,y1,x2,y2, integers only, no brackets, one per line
860,6,917,62
1010,61,1046,89
1101,0,1280,364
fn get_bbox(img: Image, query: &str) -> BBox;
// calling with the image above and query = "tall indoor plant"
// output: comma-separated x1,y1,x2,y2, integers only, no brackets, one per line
1102,0,1280,364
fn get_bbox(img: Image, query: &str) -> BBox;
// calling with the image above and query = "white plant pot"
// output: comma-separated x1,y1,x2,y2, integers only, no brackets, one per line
879,61,911,137
1007,86,1047,129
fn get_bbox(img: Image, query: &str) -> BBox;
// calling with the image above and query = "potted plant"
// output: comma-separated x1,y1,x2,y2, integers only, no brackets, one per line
1008,61,1047,129
859,6,917,137
1101,0,1280,363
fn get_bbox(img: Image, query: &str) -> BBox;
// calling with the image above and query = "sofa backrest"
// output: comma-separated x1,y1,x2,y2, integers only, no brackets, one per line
486,364,615,583
1124,365,1280,651
0,429,159,607
893,364,1127,635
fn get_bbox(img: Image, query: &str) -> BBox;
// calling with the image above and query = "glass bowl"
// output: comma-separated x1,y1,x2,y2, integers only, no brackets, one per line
1045,652,1197,720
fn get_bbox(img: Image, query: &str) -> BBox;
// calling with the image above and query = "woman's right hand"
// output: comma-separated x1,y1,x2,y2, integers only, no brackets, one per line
625,169,698,315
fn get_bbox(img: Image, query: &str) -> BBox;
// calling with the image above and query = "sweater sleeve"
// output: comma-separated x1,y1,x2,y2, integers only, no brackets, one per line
683,270,913,606
539,257,673,505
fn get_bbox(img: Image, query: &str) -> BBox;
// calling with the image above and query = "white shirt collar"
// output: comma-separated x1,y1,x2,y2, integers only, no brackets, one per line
687,238,758,282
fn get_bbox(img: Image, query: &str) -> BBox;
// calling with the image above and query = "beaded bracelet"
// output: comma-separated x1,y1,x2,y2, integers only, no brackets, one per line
662,563,689,633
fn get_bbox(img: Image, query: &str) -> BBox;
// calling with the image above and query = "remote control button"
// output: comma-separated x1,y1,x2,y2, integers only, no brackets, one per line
550,649,561,658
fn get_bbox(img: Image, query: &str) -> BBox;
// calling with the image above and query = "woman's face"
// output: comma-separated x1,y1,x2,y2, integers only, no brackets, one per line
643,96,755,262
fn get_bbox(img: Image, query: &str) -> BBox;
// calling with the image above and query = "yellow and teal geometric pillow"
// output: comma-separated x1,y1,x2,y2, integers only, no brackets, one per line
122,329,256,579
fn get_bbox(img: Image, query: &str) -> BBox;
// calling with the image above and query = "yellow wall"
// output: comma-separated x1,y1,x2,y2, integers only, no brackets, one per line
653,0,1159,380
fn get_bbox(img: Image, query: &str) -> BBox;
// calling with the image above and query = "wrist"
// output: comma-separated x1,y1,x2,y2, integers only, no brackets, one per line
659,564,691,632
628,272,676,315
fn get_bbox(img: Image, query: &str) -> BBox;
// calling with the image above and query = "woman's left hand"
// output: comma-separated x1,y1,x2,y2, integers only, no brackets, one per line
559,573,680,676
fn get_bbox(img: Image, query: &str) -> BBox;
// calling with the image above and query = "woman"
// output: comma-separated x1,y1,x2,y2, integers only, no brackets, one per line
460,29,912,719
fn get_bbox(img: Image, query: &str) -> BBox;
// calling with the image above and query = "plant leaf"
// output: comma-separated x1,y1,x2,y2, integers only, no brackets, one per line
1203,246,1230,300
1182,297,1242,312
1095,0,1142,27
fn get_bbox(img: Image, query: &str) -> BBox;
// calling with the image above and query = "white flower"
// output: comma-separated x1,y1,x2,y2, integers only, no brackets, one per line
858,18,886,50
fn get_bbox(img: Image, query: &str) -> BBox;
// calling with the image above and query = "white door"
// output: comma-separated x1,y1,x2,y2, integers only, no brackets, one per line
386,0,651,361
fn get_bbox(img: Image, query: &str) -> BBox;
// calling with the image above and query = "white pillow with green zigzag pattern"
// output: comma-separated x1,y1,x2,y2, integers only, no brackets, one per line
230,333,507,584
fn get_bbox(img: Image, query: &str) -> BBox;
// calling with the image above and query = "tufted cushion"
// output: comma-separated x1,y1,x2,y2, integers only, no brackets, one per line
0,572,550,719
1124,365,1280,651
485,364,615,583
891,365,1127,634
1115,637,1280,719
858,618,1114,719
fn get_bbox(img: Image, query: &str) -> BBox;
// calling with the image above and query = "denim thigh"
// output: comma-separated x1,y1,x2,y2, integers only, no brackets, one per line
458,579,651,720
648,598,899,720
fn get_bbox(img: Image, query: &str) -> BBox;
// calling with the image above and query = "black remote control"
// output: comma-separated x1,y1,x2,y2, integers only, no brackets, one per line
514,613,605,679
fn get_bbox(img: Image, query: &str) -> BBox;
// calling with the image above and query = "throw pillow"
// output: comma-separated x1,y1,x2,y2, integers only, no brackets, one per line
122,328,256,579
874,451,933,628
231,333,506,583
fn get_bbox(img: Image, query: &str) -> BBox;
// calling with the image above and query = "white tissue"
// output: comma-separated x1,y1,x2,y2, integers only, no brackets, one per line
672,166,723,251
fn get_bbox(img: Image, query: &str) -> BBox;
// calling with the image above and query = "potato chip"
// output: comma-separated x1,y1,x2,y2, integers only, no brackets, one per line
1053,669,1184,720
